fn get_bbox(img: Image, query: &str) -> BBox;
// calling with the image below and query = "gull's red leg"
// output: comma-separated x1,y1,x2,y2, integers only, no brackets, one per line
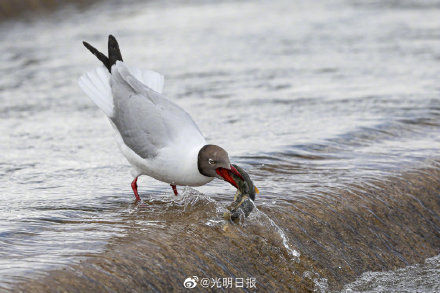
171,184,178,196
131,177,140,201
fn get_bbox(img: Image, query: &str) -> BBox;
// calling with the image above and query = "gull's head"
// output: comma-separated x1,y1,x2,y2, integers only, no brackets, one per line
197,144,243,188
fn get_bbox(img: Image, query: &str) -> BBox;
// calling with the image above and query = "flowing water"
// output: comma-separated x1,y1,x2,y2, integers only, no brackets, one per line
1,0,440,291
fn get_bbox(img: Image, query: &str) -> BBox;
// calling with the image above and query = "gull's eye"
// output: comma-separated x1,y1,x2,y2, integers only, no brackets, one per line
208,158,215,165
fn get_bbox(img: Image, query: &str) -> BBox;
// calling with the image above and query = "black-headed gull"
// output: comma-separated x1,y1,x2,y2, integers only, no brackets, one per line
78,35,243,201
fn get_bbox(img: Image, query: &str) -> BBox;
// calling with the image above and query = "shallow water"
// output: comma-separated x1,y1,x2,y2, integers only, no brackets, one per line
1,0,440,291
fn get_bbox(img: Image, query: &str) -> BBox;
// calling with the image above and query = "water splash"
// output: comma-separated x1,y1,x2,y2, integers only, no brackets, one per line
248,204,300,260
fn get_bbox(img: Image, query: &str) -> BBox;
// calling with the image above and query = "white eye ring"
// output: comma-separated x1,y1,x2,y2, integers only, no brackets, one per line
208,159,215,165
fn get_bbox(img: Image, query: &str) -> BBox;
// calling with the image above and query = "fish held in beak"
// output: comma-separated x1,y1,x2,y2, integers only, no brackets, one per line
222,164,259,223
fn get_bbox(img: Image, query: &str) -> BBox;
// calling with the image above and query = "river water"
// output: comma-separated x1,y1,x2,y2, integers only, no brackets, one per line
1,0,440,291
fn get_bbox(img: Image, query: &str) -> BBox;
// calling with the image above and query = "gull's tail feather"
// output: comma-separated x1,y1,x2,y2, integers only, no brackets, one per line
78,66,114,117
83,35,123,73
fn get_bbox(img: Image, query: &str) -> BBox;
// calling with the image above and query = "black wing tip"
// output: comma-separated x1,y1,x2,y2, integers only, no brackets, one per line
82,39,111,72
82,41,92,50
82,41,101,57
108,34,119,50
107,34,123,64
82,35,123,72
82,41,98,55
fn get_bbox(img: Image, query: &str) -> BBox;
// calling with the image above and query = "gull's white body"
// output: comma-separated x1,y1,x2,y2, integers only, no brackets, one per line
78,62,213,186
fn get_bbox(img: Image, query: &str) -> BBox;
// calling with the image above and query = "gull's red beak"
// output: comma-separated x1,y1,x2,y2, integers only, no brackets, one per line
216,165,243,189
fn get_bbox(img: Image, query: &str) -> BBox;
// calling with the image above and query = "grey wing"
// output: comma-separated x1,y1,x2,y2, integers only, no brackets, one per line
111,93,171,158
109,62,204,159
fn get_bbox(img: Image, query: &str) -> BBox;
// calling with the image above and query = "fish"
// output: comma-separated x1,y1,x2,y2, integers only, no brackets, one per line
223,164,259,223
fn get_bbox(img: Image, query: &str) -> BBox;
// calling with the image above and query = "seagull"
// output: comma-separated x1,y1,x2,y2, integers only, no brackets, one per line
78,35,243,201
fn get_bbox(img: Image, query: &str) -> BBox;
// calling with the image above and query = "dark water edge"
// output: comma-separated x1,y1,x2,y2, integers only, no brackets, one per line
10,160,440,292
0,0,98,21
